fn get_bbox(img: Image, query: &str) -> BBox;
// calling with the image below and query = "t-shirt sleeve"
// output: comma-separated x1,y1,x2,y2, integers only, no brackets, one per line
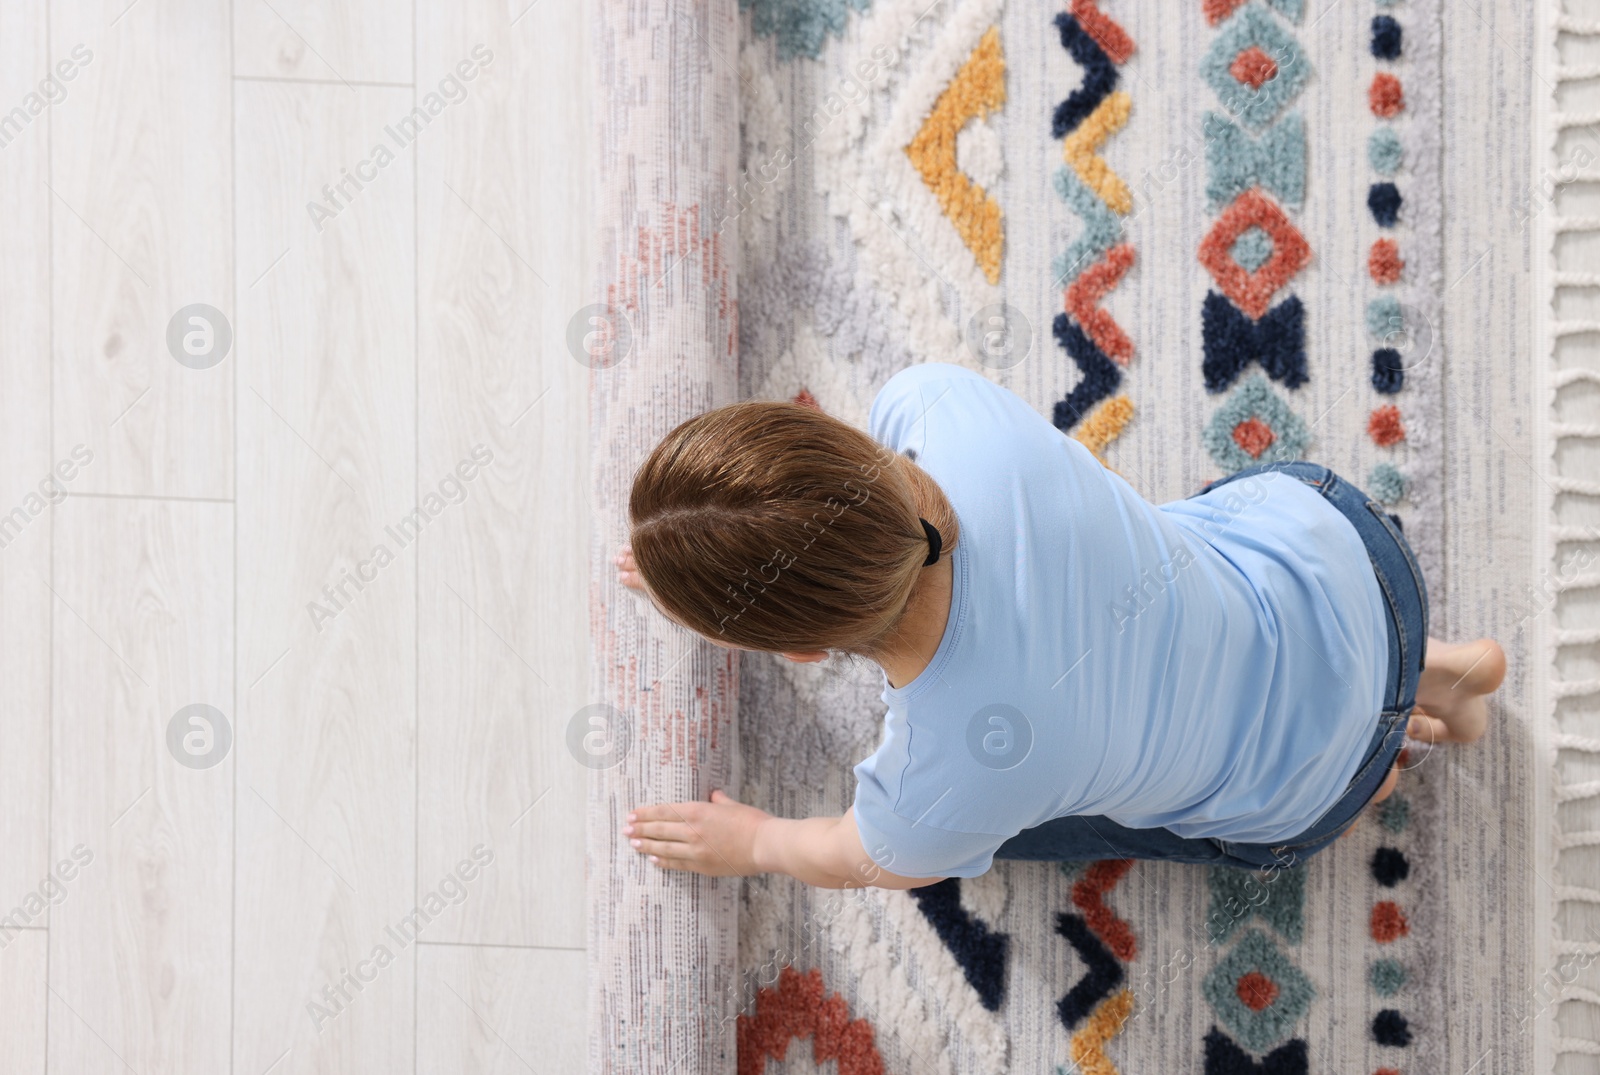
867,362,990,457
851,750,1009,879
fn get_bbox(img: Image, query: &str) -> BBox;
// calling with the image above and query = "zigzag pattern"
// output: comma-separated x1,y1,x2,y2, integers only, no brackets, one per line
1068,989,1135,1075
1071,858,1139,961
1053,315,1123,431
1071,395,1135,468
1064,92,1133,214
905,25,1007,285
1066,243,1137,363
1051,6,1136,443
1051,11,1118,137
736,965,886,1075
1052,167,1122,287
1054,858,1138,1075
1056,911,1123,1029
1069,0,1135,62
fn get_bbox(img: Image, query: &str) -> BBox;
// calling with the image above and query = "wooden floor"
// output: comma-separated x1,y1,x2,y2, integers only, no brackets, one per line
0,2,589,1072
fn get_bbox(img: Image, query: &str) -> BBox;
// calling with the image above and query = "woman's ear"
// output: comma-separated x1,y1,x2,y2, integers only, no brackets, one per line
779,650,829,664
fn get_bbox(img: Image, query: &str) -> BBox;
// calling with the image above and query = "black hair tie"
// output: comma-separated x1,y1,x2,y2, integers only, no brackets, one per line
919,517,942,566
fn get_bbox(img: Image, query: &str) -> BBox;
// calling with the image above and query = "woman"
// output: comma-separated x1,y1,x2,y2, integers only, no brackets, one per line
614,363,1503,888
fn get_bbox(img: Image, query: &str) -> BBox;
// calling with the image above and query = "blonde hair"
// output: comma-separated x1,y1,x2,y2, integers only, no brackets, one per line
627,399,959,659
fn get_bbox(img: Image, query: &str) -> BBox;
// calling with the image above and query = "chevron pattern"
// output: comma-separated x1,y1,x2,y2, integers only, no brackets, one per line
906,24,1007,284
1067,989,1135,1075
1064,92,1133,214
1052,6,1137,447
907,877,1011,1013
1056,911,1124,1029
1066,243,1137,364
1051,10,1119,137
1053,857,1138,1074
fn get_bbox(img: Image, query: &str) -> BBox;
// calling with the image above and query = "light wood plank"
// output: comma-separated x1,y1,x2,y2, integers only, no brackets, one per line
49,497,232,1075
414,1,588,948
50,0,232,498
0,929,48,1073
0,0,54,921
417,944,584,1074
233,0,412,86
232,79,416,1075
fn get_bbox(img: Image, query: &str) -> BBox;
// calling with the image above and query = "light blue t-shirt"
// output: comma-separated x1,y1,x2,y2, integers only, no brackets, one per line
850,363,1389,879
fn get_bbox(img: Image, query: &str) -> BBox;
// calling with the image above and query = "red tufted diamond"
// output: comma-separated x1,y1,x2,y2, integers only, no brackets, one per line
1199,188,1311,320
1230,46,1278,88
1371,900,1411,943
1235,970,1279,1012
1232,416,1276,458
1368,404,1406,446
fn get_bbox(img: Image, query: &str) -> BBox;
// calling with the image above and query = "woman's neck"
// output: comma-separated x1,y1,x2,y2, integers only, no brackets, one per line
874,451,958,689
877,546,953,689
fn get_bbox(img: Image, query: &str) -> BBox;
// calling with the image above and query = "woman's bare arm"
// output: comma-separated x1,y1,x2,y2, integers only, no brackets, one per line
755,808,947,890
624,790,946,890
614,549,946,889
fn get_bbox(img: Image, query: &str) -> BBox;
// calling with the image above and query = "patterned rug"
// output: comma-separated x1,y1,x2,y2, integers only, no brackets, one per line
731,0,1452,1070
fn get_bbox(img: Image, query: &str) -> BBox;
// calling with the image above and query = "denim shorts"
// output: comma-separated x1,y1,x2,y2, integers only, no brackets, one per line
992,460,1429,871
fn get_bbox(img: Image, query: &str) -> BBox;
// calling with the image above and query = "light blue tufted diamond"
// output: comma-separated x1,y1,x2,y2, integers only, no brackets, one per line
1203,372,1312,473
1230,226,1276,272
1369,127,1404,175
1201,928,1316,1052
1367,295,1403,339
1369,462,1408,505
1201,3,1312,130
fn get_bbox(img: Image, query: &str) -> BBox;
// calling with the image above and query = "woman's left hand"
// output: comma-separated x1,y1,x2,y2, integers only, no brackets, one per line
623,789,770,877
614,544,648,593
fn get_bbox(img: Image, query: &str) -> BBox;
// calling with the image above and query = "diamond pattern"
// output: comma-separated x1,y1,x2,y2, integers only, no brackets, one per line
1199,189,1310,319
1202,928,1314,1052
1202,3,1310,129
1202,372,1311,473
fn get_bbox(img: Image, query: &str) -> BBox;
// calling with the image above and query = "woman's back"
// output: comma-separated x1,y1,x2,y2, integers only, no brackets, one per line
850,362,1389,879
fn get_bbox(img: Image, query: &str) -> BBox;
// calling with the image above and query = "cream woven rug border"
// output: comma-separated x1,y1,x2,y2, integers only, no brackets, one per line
1531,2,1600,1069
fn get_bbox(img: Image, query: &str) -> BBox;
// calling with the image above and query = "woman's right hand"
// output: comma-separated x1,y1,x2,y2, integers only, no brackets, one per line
614,544,647,593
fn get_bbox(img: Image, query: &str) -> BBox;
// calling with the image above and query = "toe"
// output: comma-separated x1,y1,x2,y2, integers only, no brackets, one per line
1472,638,1507,694
1407,709,1449,743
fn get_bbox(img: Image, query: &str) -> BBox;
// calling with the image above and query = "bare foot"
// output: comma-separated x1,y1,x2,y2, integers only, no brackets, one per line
1410,637,1506,744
